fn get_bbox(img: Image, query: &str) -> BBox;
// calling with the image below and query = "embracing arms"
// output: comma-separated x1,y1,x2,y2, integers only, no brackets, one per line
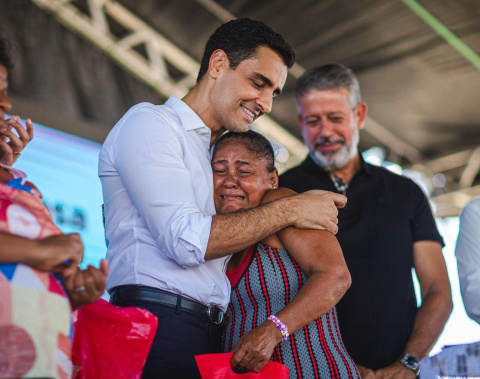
205,189,346,259
109,107,346,266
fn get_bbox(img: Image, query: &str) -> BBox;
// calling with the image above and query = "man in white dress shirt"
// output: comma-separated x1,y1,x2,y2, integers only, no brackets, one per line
99,19,346,378
420,197,480,377
456,197,480,324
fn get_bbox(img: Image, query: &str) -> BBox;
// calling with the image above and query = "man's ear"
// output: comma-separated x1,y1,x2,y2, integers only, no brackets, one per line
208,49,229,79
270,169,279,188
355,102,367,130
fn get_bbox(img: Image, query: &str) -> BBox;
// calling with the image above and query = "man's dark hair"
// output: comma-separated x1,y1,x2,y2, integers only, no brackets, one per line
197,18,295,83
295,63,362,109
0,37,14,72
212,130,276,173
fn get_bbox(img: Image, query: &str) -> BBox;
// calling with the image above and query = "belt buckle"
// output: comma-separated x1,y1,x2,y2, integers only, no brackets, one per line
207,304,224,325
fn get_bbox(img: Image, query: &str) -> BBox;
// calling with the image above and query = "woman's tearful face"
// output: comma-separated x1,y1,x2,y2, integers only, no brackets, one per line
212,141,276,214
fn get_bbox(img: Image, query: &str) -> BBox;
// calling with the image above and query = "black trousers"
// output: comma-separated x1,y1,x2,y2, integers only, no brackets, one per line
111,297,224,379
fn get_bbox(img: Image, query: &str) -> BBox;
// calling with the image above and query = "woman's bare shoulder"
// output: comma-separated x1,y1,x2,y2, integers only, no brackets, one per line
261,187,297,204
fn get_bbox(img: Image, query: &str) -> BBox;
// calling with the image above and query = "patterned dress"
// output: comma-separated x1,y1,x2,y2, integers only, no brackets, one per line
224,243,359,379
0,165,73,379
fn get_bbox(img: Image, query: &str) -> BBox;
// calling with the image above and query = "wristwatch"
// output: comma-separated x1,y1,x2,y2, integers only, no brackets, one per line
398,353,420,376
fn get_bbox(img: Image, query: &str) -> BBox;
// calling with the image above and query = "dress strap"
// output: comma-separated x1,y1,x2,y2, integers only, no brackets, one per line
226,245,255,287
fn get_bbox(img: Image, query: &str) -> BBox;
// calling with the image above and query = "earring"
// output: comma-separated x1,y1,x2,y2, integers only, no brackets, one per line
272,185,277,189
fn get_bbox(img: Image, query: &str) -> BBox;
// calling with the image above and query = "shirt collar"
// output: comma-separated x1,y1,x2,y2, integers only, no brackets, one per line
359,153,374,176
165,96,209,132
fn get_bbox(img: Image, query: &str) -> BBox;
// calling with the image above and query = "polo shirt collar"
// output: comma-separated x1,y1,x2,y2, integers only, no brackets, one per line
359,153,374,176
165,96,209,132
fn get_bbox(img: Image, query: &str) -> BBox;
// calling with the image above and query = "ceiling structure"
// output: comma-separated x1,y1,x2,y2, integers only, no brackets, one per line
1,0,480,216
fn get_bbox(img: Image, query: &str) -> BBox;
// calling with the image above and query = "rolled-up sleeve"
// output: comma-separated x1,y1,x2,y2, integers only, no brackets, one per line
456,198,480,324
113,106,212,267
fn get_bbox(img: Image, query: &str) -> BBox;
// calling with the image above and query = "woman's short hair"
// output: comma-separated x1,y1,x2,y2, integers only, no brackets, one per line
212,130,276,173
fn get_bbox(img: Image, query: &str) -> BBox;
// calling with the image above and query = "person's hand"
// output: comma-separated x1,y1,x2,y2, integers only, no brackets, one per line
357,364,376,379
291,190,347,234
230,320,282,372
26,233,84,277
0,116,34,166
374,362,417,379
64,259,109,310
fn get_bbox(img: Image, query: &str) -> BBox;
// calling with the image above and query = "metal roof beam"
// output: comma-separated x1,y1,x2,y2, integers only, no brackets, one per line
459,147,480,189
422,149,473,173
30,0,189,98
403,0,480,72
431,185,480,218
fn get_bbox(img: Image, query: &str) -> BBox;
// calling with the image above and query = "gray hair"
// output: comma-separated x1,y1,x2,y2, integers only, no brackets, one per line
295,63,362,110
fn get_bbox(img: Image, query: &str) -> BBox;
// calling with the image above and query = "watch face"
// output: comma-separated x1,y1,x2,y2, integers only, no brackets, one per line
405,356,419,368
401,354,420,370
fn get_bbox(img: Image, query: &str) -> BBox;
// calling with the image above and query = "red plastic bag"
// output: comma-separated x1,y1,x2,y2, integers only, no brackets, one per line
72,299,158,379
195,353,289,379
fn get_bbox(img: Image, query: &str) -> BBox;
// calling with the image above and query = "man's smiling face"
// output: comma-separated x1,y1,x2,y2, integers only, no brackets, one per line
297,88,365,170
211,46,288,133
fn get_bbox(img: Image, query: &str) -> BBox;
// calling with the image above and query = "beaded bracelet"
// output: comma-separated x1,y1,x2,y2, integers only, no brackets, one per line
268,314,290,341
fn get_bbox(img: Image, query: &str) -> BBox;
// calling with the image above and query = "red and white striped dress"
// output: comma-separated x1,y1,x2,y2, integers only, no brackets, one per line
224,243,359,379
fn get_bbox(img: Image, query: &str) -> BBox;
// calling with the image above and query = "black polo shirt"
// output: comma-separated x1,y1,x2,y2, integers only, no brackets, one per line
279,155,444,369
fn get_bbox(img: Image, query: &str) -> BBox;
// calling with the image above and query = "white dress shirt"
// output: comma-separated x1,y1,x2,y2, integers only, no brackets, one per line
98,96,230,311
456,197,480,324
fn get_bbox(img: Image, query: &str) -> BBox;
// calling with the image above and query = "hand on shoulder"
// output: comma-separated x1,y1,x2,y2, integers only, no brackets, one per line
268,188,346,234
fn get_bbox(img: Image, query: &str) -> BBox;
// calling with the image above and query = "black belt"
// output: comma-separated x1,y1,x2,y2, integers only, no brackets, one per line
110,285,225,325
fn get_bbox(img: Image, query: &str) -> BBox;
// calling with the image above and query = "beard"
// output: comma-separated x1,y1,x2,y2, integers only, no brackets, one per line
308,128,359,170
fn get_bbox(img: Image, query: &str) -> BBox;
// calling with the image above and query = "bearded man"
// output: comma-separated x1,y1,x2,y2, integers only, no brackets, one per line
280,64,452,378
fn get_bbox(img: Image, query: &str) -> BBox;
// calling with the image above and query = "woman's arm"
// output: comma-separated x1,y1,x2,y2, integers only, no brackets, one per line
231,187,351,372
0,231,84,277
0,232,107,310
268,188,351,335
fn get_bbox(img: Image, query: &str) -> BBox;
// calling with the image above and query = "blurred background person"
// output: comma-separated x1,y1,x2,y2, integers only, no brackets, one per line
280,63,452,378
0,35,32,166
0,36,108,379
419,197,480,377
456,197,480,325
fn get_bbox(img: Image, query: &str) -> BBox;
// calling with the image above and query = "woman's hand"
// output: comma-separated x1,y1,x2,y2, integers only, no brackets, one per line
26,233,84,277
0,116,34,166
64,259,109,310
230,320,282,372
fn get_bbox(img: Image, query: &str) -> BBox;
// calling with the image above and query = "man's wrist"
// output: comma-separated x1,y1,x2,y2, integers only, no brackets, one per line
398,353,420,376
275,196,297,227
